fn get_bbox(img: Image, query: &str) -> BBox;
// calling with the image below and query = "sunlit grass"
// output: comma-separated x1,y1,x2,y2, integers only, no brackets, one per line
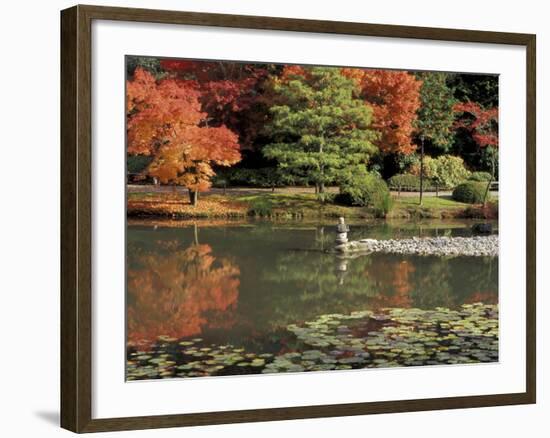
394,195,469,209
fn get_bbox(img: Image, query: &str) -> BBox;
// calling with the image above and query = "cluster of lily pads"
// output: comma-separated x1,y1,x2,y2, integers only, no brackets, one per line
276,303,498,371
126,303,498,380
127,338,275,380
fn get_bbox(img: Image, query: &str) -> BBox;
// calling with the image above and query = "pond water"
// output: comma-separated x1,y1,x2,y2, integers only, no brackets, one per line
126,219,498,380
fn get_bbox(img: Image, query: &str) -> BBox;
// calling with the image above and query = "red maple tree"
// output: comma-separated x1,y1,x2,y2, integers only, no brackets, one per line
159,60,270,149
454,101,499,204
126,68,241,205
454,102,498,148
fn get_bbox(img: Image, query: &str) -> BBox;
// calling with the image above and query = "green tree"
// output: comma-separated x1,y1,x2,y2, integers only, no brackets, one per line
414,72,457,204
263,67,377,195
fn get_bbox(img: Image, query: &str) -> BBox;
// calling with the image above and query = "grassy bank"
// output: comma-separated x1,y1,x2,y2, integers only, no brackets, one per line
127,190,497,220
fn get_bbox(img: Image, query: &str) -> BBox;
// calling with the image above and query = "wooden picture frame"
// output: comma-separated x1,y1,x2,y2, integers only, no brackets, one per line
61,4,536,433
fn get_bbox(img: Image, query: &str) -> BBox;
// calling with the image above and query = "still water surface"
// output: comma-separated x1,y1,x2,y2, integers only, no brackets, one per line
126,220,498,376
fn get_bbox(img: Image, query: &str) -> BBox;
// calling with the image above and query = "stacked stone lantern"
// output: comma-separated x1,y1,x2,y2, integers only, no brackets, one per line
335,217,349,245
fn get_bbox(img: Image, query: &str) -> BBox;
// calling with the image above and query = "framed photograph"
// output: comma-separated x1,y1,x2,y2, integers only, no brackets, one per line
60,4,536,433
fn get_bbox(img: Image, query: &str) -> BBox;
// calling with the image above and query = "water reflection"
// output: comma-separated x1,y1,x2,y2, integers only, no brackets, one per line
127,220,498,347
127,242,240,345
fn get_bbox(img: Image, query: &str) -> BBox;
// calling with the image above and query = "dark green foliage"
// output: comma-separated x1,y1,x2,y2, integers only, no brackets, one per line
468,171,493,182
127,154,153,174
264,67,377,193
211,175,228,189
248,198,273,217
376,153,419,180
335,169,392,216
452,182,486,204
447,73,499,108
126,56,164,79
219,167,290,188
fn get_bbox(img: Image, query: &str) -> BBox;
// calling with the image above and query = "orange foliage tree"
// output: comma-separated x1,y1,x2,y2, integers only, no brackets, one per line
127,243,240,345
342,69,422,155
127,68,241,205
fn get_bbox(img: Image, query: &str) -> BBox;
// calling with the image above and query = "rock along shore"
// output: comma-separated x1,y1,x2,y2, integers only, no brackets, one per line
334,235,498,257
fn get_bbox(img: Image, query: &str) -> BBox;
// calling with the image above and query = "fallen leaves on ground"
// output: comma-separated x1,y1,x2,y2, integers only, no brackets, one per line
128,193,249,218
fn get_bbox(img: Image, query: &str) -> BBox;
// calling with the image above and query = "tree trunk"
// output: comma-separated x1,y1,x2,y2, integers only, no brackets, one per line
419,138,425,206
318,138,325,195
188,189,198,206
483,153,495,207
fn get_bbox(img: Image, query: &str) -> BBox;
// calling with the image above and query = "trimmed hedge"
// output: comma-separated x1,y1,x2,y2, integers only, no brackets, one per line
335,172,392,217
388,174,420,190
452,182,487,204
388,174,438,191
468,171,492,182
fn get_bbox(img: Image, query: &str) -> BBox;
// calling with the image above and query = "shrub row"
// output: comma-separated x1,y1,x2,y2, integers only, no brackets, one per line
387,174,440,191
388,174,421,191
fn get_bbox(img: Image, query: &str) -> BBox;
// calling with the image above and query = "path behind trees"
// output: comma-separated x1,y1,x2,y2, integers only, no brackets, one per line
127,184,497,198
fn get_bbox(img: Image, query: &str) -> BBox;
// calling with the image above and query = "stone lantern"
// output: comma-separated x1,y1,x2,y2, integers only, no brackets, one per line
335,217,350,245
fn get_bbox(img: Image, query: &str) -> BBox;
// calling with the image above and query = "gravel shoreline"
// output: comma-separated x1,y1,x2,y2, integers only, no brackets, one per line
335,235,498,257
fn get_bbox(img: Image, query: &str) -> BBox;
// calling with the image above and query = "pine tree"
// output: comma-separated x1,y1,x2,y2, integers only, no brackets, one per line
263,67,377,194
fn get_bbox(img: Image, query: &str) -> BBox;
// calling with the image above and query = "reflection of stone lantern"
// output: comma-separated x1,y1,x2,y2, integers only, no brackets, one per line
336,257,348,285
335,217,350,245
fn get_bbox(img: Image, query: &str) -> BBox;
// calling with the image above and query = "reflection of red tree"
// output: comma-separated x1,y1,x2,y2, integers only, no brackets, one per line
127,244,240,345
465,290,498,305
365,260,415,308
